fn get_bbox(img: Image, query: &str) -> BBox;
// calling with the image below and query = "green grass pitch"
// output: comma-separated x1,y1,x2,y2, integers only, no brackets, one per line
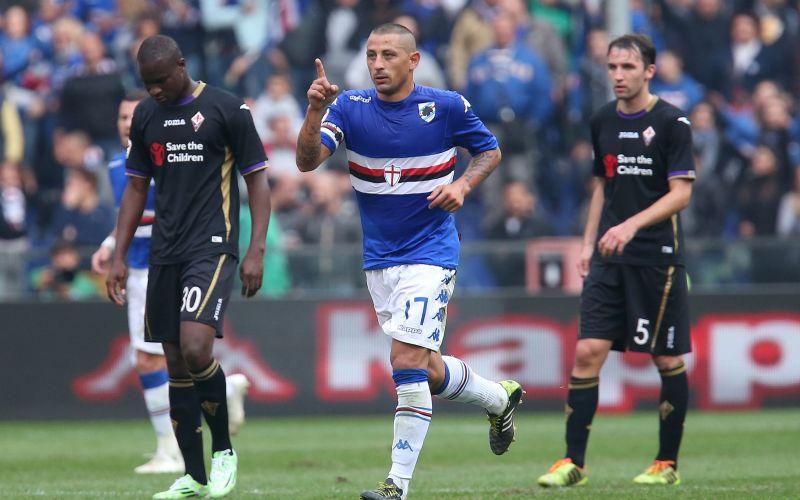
1,409,797,498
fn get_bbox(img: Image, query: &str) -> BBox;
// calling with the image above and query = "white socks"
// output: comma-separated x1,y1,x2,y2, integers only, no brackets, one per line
435,355,508,415
141,374,175,444
388,375,432,498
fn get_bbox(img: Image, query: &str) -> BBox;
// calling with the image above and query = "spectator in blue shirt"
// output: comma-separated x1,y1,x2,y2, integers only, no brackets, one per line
466,11,553,129
466,9,552,216
44,167,113,247
651,50,705,112
0,6,43,85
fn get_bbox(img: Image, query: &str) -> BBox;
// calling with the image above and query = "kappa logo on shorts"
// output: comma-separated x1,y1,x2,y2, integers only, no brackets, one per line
398,324,422,335
432,307,445,322
667,326,676,349
150,142,165,167
428,328,441,342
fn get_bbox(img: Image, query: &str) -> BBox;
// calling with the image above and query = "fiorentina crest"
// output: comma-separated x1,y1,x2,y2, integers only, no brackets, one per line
384,164,402,186
418,102,435,123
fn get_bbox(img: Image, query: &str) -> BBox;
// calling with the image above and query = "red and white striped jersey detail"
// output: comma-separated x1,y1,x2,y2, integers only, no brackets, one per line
134,209,155,237
347,147,457,195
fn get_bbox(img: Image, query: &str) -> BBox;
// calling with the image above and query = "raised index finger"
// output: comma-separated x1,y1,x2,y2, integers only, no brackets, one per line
315,58,327,79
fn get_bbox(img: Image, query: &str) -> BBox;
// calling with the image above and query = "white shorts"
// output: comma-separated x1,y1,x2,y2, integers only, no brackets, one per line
127,268,164,359
366,264,456,351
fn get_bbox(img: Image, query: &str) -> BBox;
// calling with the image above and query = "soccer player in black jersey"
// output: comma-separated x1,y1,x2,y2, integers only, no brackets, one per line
107,35,271,499
538,34,694,488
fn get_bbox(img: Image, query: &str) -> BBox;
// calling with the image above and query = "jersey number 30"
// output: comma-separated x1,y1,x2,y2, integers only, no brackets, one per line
181,286,202,313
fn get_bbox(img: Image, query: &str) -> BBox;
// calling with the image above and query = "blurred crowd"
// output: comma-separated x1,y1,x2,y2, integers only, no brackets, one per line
1,0,800,298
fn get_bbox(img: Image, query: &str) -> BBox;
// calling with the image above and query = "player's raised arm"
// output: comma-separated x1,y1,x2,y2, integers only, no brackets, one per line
107,176,149,305
297,58,340,172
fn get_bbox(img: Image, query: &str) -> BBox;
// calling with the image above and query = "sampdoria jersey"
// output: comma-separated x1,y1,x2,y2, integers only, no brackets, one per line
126,82,267,265
321,85,498,270
590,97,695,266
108,151,155,269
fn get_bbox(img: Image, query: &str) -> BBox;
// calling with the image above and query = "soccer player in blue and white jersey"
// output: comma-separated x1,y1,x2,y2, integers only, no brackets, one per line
92,90,250,476
297,23,524,500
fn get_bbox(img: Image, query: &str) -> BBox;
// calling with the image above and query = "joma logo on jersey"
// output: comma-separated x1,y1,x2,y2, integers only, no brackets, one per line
163,119,186,127
618,131,639,139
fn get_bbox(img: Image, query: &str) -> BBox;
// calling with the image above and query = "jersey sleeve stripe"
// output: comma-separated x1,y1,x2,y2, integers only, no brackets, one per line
220,150,234,240
240,161,267,175
668,170,696,179
319,122,344,148
125,168,150,178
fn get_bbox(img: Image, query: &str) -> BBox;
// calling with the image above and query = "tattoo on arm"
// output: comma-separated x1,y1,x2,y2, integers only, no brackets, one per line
461,149,501,188
296,118,322,170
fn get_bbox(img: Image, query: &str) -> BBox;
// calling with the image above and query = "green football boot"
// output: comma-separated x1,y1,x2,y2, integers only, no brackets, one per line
537,458,588,487
208,449,238,498
633,460,681,485
360,478,404,499
152,474,209,499
488,380,524,455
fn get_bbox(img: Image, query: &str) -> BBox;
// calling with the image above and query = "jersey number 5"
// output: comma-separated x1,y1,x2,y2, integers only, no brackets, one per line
634,318,650,345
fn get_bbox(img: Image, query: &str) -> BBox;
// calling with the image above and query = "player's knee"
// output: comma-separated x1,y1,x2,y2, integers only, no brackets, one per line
180,343,212,372
426,359,445,389
390,348,428,370
574,341,605,371
652,354,683,372
135,351,166,373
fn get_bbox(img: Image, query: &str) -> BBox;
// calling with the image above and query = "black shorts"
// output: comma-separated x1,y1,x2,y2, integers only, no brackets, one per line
579,260,691,355
144,254,237,343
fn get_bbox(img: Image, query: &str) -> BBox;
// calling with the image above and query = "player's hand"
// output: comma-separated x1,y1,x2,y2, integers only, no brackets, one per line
240,250,264,298
106,258,128,306
91,245,112,275
306,58,339,111
598,220,638,257
578,243,593,279
427,179,471,212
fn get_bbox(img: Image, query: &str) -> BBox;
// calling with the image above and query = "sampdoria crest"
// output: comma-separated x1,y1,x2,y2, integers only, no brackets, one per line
418,102,435,123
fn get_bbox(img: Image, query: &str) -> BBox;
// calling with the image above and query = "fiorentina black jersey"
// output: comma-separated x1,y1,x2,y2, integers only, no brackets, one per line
126,82,267,265
590,97,695,266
